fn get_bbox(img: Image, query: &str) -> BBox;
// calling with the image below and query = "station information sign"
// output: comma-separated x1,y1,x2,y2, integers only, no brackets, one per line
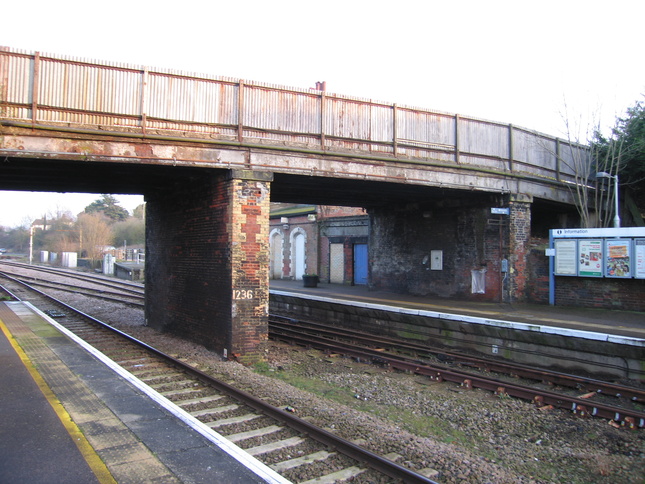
550,227,645,279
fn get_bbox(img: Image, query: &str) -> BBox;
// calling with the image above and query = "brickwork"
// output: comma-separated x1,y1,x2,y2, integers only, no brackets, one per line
526,239,551,304
268,216,318,279
369,198,510,301
269,207,368,283
229,174,272,363
145,170,271,364
507,194,532,302
554,277,645,311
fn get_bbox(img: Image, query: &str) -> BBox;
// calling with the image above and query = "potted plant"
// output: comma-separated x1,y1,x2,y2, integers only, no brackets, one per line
302,273,319,288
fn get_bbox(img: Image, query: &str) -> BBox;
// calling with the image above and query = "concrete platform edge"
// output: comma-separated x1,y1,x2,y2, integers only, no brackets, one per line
270,290,645,347
23,301,290,484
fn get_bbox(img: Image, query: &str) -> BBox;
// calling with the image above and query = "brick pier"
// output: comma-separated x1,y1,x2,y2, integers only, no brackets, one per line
145,170,272,364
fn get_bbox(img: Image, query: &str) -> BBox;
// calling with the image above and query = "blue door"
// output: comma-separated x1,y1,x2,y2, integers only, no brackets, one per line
353,244,368,285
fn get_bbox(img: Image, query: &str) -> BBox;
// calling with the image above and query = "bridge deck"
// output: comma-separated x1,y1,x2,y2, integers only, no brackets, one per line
0,46,590,205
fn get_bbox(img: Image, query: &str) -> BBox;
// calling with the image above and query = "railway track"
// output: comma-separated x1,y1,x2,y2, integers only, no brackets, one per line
270,316,645,402
0,260,144,294
2,262,643,431
269,315,645,429
0,272,439,483
0,261,145,306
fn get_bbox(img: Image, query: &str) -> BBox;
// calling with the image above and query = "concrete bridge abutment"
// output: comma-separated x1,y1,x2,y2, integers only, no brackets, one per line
144,169,272,364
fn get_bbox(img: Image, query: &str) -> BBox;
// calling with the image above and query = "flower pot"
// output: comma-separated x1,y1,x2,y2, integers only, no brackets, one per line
302,275,319,288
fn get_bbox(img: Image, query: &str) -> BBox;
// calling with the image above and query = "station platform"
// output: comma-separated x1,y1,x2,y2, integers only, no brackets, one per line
0,301,287,484
269,280,645,341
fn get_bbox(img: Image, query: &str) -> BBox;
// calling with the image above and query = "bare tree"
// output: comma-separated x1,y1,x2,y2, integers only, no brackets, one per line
76,212,113,264
554,101,624,228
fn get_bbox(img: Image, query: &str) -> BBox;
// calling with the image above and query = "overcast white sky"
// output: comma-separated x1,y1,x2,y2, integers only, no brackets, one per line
1,0,644,228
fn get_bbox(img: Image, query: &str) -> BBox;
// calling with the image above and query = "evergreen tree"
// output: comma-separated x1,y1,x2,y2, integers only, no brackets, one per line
84,195,130,222
592,97,645,224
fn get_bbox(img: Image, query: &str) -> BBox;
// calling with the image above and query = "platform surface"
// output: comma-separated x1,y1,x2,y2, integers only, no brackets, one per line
270,279,645,340
0,301,285,484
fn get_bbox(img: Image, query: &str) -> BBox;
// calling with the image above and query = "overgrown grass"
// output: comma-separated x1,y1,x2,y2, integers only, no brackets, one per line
254,362,478,448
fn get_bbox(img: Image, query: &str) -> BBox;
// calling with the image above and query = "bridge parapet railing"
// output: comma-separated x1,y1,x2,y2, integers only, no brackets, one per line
0,47,588,185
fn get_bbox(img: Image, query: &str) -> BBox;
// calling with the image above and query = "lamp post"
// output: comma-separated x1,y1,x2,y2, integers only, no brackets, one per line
596,171,620,228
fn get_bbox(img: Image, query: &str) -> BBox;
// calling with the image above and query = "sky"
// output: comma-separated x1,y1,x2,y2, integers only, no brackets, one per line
1,0,644,228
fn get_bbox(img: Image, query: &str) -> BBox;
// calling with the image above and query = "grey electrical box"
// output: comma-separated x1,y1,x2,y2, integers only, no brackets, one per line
431,250,443,270
501,259,509,272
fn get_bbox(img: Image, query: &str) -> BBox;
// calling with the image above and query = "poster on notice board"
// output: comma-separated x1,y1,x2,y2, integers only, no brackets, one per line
635,239,645,279
554,239,577,275
578,239,603,277
605,239,632,278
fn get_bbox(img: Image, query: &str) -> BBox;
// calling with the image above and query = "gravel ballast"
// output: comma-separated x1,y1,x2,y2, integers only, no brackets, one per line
14,278,645,484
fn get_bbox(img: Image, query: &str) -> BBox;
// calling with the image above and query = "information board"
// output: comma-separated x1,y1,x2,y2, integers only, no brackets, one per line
634,239,645,279
554,239,577,275
605,239,632,278
578,239,603,277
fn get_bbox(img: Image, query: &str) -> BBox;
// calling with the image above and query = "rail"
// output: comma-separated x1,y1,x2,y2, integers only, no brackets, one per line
0,46,589,185
1,272,439,483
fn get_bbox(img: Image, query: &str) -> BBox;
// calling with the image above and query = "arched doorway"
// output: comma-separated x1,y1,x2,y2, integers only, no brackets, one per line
292,230,306,280
269,230,283,279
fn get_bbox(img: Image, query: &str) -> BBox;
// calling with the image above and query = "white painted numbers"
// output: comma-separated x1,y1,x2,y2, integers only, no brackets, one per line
233,289,254,300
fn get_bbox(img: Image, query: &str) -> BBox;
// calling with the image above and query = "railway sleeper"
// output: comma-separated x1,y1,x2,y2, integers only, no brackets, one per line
270,450,336,473
225,424,284,443
176,395,225,407
245,436,305,456
114,356,154,365
149,379,197,390
208,413,262,428
190,404,240,417
299,466,365,484
139,372,187,383
160,387,207,398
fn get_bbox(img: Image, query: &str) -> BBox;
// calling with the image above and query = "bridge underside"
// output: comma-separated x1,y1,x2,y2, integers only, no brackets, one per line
0,129,580,362
0,152,570,219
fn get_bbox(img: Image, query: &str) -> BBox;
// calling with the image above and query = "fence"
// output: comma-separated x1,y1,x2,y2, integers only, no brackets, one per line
0,47,589,185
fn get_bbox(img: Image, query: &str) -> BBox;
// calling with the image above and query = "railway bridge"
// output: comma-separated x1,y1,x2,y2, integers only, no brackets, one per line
0,47,590,361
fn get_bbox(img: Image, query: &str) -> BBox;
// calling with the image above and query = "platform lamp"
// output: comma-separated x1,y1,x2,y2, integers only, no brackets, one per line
596,171,621,228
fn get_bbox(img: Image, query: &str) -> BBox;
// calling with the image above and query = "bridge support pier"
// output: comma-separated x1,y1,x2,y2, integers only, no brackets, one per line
506,193,532,303
369,193,534,303
145,169,273,364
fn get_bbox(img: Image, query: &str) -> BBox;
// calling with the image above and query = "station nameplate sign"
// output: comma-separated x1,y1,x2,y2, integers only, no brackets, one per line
491,208,510,215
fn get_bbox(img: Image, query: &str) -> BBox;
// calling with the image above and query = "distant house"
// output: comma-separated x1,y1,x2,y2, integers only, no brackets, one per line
269,204,368,285
31,218,48,231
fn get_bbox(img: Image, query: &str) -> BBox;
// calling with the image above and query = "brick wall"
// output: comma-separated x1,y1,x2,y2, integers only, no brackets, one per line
229,176,271,362
554,277,645,311
145,171,270,363
508,195,532,302
369,199,510,301
526,239,551,304
268,215,318,279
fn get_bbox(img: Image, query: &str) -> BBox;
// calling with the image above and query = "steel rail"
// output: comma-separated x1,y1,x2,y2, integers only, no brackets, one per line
0,273,439,484
0,261,145,295
269,323,645,429
0,272,145,308
3,274,144,299
270,315,645,402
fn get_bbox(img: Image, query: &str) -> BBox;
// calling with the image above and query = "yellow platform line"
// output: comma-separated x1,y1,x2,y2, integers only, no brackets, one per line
0,319,117,484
